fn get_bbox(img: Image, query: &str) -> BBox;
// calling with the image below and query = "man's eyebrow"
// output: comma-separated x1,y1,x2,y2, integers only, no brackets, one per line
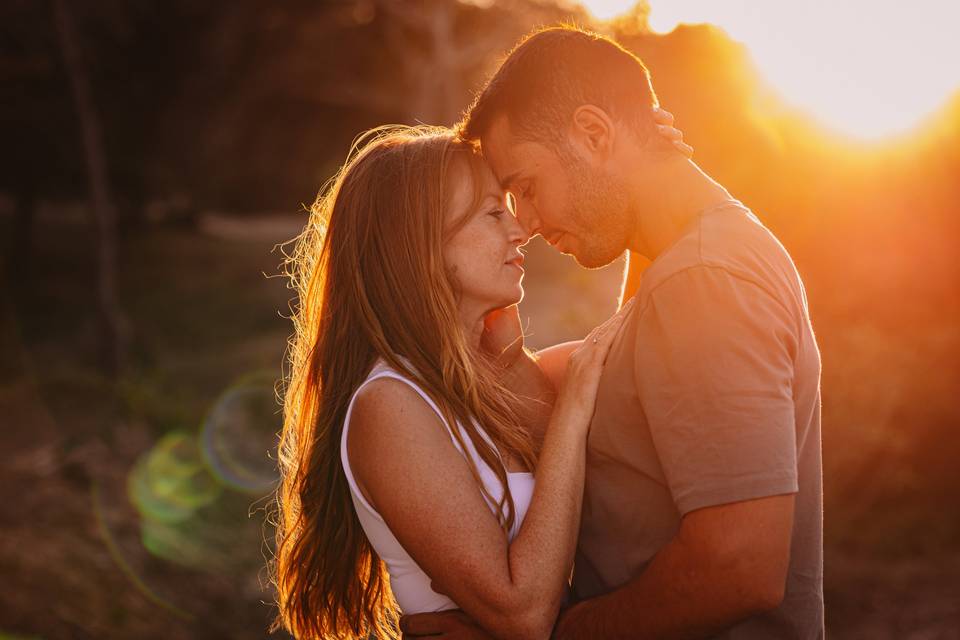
499,171,522,190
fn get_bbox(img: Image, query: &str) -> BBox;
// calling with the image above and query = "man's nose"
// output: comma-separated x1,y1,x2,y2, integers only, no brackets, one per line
515,204,541,238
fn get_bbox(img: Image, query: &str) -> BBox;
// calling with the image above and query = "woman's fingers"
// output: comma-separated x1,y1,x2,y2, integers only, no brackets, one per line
601,296,636,332
583,298,634,360
577,298,637,364
595,312,627,352
596,297,637,362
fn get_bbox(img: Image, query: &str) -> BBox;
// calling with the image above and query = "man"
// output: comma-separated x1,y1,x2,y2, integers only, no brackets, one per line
404,26,823,639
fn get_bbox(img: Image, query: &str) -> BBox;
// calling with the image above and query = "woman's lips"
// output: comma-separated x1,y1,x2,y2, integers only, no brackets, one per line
505,254,525,271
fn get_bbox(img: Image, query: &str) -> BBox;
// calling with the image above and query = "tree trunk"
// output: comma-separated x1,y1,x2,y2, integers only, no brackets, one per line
53,0,129,377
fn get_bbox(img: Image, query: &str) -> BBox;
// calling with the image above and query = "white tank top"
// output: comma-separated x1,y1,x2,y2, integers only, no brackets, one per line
340,358,536,613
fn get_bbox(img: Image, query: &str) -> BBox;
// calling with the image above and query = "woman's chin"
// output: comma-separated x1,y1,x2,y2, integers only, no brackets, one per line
506,284,524,306
491,285,524,308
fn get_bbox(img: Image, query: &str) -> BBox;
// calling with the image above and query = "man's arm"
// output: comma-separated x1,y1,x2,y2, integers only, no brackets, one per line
553,494,795,639
401,494,794,640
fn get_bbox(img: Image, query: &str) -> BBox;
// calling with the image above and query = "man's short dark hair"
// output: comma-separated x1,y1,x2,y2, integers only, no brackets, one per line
458,25,659,150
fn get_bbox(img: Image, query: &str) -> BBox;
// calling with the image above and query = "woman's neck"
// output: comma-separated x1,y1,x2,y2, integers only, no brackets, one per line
459,300,487,352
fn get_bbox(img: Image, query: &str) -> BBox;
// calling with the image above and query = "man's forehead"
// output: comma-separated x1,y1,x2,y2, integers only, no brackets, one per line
481,114,537,188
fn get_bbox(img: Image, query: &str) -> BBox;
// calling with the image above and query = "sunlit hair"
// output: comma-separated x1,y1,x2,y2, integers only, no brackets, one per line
458,24,659,149
270,125,538,639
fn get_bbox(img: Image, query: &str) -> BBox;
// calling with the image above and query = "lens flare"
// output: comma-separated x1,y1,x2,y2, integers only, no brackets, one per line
93,480,195,620
125,373,281,572
127,431,222,525
200,371,281,494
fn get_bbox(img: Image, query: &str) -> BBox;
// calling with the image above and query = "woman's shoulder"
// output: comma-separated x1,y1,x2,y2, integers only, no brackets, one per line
352,373,437,426
353,358,439,423
348,371,455,472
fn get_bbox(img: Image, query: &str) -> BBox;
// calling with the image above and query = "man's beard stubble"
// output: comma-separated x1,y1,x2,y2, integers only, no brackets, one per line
565,159,632,269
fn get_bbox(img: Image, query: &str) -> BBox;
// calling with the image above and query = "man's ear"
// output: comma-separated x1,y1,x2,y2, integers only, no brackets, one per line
570,105,615,158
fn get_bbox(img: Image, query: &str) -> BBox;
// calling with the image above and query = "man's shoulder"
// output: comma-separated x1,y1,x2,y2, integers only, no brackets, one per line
639,201,797,303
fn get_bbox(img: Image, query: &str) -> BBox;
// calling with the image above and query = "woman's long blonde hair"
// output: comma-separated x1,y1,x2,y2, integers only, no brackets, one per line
270,125,537,639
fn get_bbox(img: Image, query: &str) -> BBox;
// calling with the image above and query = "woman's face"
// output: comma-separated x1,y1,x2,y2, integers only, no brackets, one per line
443,156,529,316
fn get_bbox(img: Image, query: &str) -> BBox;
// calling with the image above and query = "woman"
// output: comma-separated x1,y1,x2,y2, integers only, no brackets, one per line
271,120,683,640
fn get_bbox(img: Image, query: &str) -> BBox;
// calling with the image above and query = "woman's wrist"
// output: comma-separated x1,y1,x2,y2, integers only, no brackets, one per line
552,392,594,434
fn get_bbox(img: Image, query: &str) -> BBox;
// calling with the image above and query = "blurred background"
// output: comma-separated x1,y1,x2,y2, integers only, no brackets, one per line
1,0,958,638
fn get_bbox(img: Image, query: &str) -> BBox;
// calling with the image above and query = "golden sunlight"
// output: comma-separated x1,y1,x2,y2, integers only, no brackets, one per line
581,0,960,139
580,0,638,21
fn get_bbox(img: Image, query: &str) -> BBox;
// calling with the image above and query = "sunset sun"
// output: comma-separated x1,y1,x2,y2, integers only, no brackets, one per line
581,0,960,139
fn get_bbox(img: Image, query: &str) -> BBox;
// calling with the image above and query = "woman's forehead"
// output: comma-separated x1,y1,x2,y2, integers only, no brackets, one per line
447,152,505,211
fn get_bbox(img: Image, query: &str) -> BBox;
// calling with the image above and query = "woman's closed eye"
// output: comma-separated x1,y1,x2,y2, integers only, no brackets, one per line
488,208,506,220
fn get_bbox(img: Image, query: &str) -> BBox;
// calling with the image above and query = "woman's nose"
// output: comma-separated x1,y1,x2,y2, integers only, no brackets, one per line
515,205,540,239
506,211,531,245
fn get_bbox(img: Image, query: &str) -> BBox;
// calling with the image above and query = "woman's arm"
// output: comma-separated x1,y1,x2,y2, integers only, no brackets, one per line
349,306,632,640
351,379,584,639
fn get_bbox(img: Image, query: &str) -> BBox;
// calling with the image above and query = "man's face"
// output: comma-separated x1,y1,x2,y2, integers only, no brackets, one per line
481,114,632,269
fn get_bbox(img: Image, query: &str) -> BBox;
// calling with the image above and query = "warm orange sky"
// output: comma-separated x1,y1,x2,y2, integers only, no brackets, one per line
581,0,960,140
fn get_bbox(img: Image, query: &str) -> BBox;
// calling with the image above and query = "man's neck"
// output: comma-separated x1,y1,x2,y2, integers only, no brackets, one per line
627,156,733,260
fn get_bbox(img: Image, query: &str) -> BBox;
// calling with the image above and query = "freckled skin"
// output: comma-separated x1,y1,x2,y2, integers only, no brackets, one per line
443,157,529,317
350,148,631,640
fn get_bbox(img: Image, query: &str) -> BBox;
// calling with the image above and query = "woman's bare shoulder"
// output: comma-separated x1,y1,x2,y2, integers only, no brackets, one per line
348,377,458,480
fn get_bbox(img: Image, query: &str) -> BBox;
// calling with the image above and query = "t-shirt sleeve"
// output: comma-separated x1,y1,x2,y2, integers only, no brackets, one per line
634,265,800,515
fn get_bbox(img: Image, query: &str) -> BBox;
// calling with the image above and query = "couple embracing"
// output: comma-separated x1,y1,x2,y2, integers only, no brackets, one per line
273,25,823,640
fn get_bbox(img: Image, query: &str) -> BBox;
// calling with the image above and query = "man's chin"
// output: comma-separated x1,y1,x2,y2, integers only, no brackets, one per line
571,246,623,270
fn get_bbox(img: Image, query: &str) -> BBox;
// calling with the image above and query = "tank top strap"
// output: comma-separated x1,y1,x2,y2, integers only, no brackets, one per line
340,362,483,521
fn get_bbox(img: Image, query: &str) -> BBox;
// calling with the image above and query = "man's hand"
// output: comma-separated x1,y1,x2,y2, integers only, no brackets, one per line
400,609,495,639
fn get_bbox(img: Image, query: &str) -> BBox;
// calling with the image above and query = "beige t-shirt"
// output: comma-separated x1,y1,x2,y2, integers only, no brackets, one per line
574,200,823,639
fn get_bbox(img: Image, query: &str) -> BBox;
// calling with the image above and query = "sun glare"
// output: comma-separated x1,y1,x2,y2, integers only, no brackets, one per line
581,0,638,21
581,0,960,140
